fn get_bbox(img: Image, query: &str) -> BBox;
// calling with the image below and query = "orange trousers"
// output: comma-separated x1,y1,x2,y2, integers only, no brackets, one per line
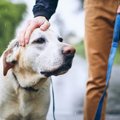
84,0,119,120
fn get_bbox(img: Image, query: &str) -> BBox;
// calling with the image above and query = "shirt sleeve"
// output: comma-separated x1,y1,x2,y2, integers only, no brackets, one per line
33,0,58,20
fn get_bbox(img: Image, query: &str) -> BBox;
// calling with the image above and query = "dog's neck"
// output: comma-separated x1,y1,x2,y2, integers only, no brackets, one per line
12,72,39,92
11,66,48,93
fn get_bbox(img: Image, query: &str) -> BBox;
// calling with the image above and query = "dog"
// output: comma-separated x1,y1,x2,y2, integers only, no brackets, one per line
0,28,75,120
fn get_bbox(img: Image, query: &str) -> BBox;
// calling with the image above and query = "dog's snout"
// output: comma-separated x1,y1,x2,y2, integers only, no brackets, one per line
62,46,76,56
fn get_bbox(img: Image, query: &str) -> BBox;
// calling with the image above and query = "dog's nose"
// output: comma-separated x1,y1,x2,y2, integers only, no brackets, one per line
62,46,76,56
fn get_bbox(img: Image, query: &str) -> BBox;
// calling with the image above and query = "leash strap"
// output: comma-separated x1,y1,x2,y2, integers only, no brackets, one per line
94,8,120,120
51,79,56,120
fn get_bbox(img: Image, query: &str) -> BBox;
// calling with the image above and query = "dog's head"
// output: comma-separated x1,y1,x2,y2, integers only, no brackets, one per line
3,29,75,87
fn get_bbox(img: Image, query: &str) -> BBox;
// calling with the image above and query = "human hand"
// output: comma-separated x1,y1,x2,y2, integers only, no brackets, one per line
19,16,50,46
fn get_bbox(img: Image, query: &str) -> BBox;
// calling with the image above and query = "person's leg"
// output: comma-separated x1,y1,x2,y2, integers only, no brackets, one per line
84,0,118,120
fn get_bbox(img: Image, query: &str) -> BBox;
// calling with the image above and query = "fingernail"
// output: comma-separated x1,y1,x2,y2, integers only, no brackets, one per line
25,38,29,44
25,41,28,44
40,27,45,31
21,42,24,46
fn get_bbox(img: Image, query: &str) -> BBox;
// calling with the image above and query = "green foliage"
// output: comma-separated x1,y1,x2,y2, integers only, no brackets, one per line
74,41,120,65
0,0,26,55
114,46,120,64
74,40,86,58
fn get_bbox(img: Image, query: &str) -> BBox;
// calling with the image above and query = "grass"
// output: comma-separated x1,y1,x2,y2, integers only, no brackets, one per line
74,41,120,65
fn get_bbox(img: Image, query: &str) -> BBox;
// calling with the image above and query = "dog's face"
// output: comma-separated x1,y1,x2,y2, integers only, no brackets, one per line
3,29,75,87
23,29,75,77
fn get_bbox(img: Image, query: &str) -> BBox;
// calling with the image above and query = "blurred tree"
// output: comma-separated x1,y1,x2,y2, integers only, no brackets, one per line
0,0,26,55
81,0,84,6
78,0,84,9
80,0,84,8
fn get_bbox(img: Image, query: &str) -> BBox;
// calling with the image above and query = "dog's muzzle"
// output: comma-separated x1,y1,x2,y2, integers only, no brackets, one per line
41,46,76,77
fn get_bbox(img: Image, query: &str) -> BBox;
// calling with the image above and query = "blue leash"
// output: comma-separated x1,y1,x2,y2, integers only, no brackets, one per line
94,11,120,120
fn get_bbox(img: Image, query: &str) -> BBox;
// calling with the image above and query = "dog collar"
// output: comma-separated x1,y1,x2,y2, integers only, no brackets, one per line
12,72,39,92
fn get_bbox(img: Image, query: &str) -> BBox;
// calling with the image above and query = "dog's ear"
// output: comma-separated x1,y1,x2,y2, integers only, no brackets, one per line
3,46,19,76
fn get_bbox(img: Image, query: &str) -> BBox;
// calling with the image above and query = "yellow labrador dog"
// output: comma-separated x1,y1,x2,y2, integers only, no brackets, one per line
0,29,75,120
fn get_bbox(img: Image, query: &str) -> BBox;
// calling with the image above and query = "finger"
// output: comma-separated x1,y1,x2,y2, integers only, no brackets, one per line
19,21,31,46
24,21,42,44
19,29,26,46
40,20,50,31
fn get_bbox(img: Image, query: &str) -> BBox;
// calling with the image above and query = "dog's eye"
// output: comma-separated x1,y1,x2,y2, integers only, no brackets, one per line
58,37,63,42
34,37,46,44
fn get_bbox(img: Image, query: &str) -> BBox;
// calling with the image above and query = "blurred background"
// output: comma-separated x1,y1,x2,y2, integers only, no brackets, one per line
0,0,120,120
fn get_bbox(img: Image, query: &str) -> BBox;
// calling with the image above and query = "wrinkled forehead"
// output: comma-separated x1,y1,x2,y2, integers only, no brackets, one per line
29,28,59,43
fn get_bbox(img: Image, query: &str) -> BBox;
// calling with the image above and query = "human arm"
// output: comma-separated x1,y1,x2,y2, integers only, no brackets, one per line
19,0,58,46
33,0,58,20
